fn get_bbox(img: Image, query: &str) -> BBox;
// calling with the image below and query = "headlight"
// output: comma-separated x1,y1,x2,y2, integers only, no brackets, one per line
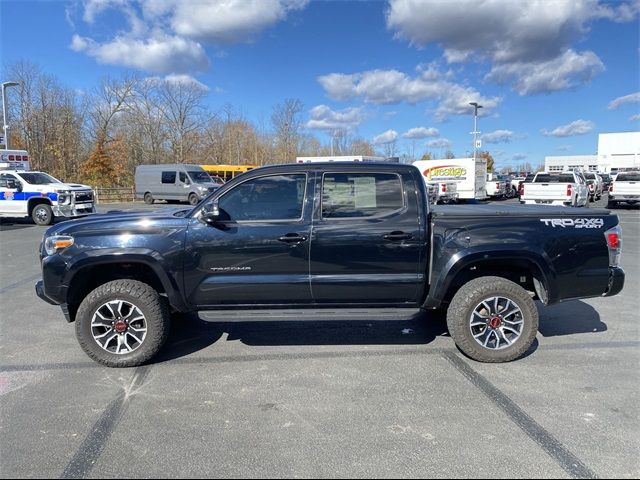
58,194,71,204
44,235,74,255
55,189,71,194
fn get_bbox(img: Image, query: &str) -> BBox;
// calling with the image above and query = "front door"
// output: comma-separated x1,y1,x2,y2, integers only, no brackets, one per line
310,170,424,304
183,172,313,306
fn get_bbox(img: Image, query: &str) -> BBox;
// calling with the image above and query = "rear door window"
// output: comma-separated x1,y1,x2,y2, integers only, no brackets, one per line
321,172,404,219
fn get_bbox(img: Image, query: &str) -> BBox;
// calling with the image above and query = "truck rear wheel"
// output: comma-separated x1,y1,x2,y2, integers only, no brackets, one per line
75,280,170,367
188,193,199,205
32,204,54,226
446,276,538,363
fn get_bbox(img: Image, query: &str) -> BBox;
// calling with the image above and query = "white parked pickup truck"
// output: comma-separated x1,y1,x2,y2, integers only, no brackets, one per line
608,171,640,207
520,171,589,207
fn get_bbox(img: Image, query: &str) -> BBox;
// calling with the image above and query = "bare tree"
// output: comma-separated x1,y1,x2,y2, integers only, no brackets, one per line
271,98,303,164
157,78,208,163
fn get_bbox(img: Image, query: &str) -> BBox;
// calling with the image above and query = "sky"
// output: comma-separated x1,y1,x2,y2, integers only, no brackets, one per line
1,0,639,169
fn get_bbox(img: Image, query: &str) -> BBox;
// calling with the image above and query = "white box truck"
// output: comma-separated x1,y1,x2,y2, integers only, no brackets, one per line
413,158,487,200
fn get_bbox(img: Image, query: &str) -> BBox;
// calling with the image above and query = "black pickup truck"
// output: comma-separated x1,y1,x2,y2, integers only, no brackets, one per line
36,163,624,367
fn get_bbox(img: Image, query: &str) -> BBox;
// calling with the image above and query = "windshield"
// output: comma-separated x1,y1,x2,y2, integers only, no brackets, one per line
188,170,213,184
17,172,61,185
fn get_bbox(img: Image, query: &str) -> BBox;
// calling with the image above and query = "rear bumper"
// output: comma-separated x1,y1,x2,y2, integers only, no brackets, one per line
609,195,639,202
603,267,625,297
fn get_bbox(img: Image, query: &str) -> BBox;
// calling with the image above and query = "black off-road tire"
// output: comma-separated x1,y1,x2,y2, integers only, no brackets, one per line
144,192,154,204
32,203,54,225
446,276,538,363
75,280,170,367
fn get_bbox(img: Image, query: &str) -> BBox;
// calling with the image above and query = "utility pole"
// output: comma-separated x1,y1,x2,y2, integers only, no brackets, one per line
469,102,483,161
2,81,19,149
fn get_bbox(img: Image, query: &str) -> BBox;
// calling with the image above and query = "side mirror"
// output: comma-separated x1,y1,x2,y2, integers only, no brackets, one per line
201,201,221,225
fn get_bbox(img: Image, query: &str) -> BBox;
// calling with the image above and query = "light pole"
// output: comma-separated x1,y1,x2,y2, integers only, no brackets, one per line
469,102,482,161
2,81,19,150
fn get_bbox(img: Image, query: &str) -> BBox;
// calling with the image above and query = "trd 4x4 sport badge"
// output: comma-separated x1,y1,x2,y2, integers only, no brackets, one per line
540,218,604,229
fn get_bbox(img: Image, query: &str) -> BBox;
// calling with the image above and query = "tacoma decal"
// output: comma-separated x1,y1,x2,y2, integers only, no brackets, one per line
540,218,604,229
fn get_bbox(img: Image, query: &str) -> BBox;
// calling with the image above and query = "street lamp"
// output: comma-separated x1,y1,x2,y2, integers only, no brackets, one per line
2,81,19,150
469,102,483,161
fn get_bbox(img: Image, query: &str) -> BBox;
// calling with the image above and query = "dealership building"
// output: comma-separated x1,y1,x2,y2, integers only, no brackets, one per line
545,132,640,173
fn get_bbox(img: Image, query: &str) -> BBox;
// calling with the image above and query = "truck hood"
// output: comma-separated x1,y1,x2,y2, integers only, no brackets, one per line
43,182,93,191
45,207,191,236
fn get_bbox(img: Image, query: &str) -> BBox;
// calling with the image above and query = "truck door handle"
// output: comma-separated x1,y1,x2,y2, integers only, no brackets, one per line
278,233,307,243
383,231,413,241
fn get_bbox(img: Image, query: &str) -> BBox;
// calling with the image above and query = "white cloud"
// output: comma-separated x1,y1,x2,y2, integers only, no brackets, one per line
318,66,500,120
163,74,209,91
402,127,439,139
608,92,640,110
481,130,514,144
426,138,452,149
72,0,310,74
151,0,309,43
630,114,640,122
372,130,398,145
386,0,637,95
305,105,364,131
543,119,595,137
71,33,209,74
486,50,604,96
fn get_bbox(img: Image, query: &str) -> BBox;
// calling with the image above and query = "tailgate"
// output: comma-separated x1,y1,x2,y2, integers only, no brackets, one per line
522,184,569,201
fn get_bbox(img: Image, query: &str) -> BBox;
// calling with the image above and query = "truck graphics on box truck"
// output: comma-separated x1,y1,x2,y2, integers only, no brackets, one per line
413,158,487,200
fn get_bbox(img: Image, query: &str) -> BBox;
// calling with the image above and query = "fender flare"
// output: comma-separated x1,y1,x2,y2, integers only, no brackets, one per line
424,246,558,308
63,248,189,312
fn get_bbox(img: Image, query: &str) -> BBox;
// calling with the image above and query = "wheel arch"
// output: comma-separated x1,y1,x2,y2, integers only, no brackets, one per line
425,249,555,309
64,255,188,322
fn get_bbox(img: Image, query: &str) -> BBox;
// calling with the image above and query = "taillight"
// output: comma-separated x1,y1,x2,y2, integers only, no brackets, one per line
519,184,525,196
567,184,573,197
496,182,501,189
441,183,446,193
609,185,613,193
604,225,622,267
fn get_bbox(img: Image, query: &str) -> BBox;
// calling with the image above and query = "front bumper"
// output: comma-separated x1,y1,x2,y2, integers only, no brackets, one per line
53,202,96,217
35,280,59,305
603,267,625,297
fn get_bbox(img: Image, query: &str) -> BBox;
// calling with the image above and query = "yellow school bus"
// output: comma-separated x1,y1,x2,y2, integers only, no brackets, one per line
200,164,257,182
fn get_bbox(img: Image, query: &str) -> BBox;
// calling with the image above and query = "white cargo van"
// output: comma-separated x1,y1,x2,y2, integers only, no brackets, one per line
135,164,222,206
413,158,487,200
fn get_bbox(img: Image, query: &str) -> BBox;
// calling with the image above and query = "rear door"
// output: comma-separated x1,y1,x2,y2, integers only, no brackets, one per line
309,169,423,304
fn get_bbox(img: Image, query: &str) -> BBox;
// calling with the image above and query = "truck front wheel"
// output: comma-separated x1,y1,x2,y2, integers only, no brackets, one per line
32,204,54,225
75,280,171,367
446,276,538,363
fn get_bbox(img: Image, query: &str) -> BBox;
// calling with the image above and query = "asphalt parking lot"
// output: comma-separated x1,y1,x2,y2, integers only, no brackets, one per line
1,197,638,478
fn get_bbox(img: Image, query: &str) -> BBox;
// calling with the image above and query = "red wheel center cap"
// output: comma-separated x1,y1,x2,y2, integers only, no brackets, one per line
114,320,128,332
489,317,502,329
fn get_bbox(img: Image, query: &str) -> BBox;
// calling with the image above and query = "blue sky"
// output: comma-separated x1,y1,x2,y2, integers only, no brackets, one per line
1,0,639,169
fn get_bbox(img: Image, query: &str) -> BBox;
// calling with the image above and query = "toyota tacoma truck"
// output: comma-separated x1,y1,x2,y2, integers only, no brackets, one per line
35,163,625,367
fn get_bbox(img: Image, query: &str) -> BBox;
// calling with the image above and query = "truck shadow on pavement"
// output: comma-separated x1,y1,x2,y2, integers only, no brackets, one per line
155,310,450,363
537,300,607,337
154,300,606,363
